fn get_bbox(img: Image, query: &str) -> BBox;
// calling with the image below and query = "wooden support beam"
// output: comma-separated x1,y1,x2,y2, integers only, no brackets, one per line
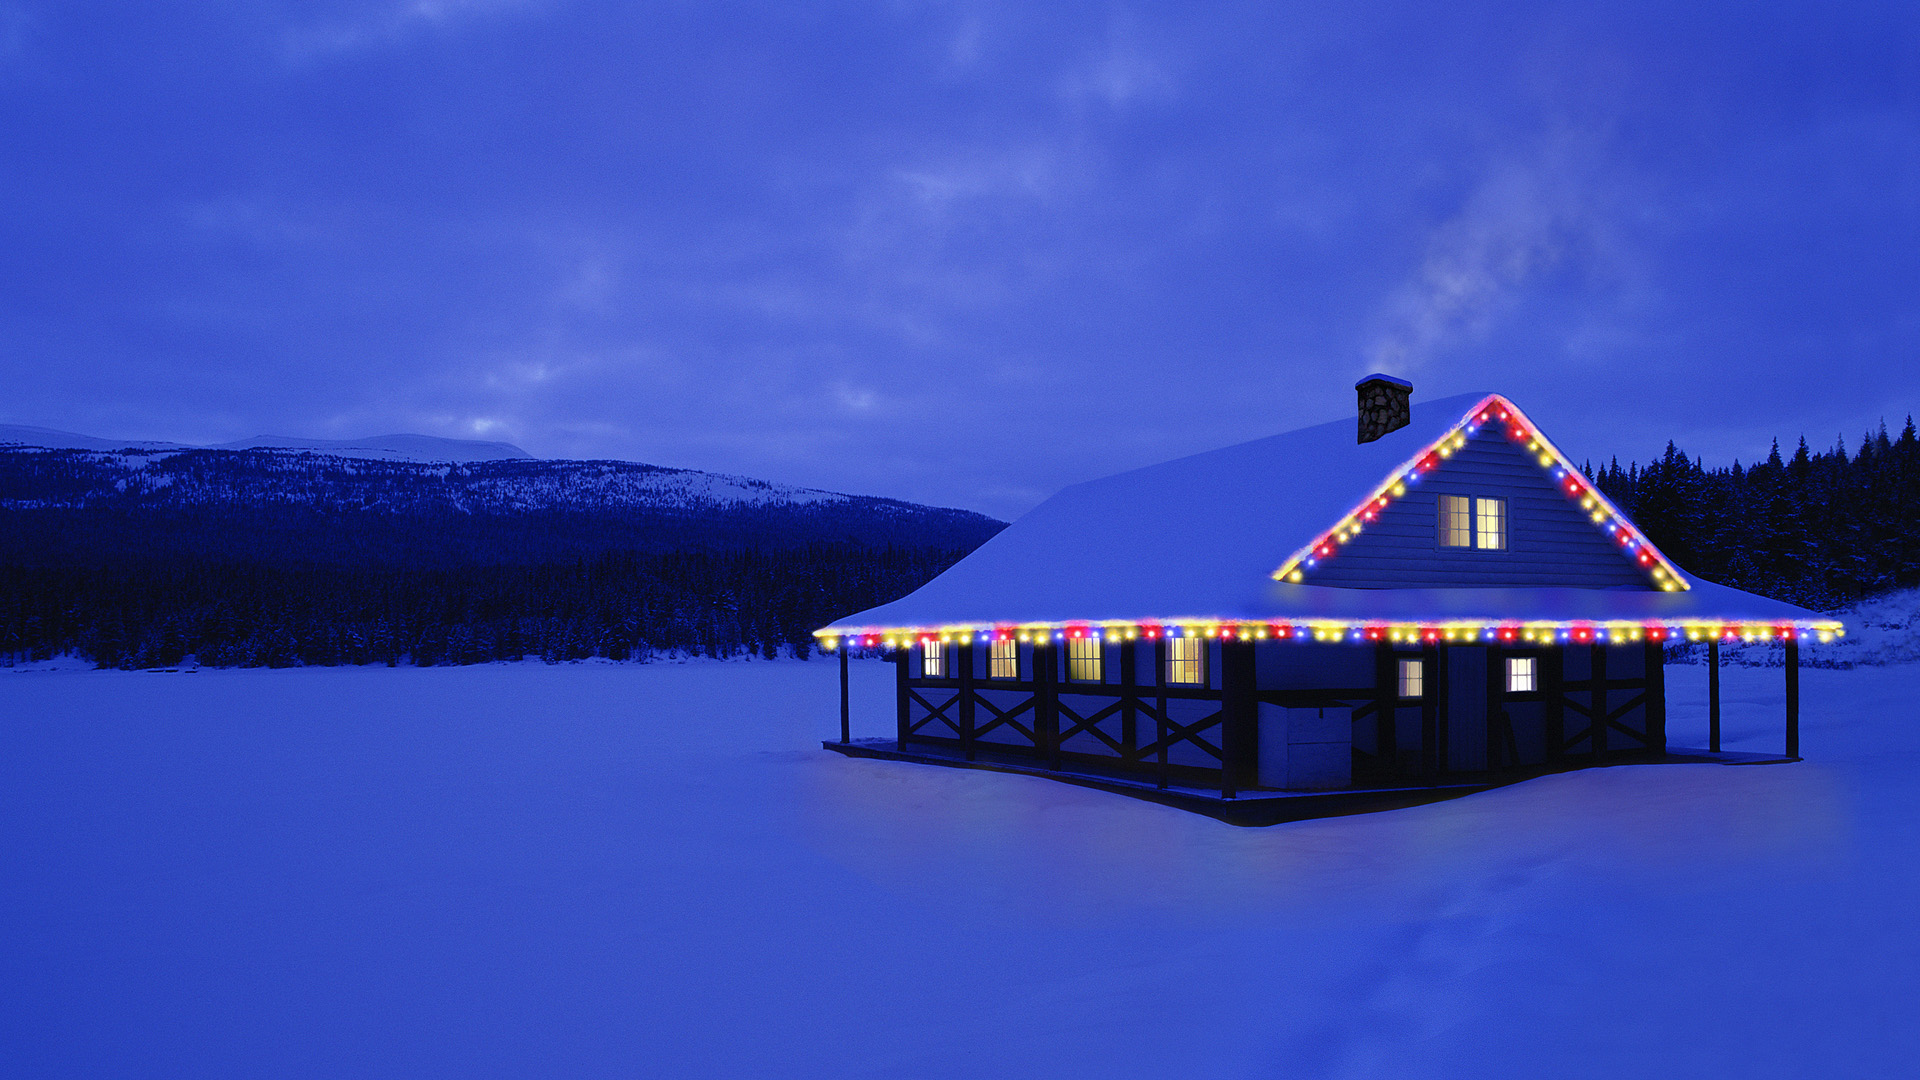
958,642,976,761
1120,640,1137,763
1708,638,1721,753
1035,641,1060,769
1421,642,1440,780
1155,637,1170,790
839,644,850,744
1590,645,1608,757
1435,644,1451,775
1643,639,1667,759
1786,636,1800,760
1374,642,1397,778
1544,646,1565,762
894,646,910,750
1220,639,1258,799
1486,644,1505,771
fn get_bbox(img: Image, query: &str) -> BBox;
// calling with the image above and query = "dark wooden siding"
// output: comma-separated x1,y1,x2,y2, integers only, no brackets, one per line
1304,425,1652,589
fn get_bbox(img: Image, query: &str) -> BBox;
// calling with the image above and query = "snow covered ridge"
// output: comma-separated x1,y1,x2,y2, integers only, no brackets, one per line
0,445,909,515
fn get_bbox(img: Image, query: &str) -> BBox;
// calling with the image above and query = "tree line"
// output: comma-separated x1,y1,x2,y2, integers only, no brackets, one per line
1589,417,1920,609
0,544,966,669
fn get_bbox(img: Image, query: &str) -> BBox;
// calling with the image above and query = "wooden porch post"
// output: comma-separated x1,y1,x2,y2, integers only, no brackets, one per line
1154,638,1169,790
1119,639,1138,764
958,642,976,761
1421,642,1440,779
1643,638,1666,759
1220,639,1257,799
1035,640,1059,770
1434,643,1451,775
894,646,910,749
1590,644,1608,757
839,643,850,744
1373,642,1397,777
1786,636,1800,760
1708,638,1721,753
1486,644,1505,771
1543,646,1565,762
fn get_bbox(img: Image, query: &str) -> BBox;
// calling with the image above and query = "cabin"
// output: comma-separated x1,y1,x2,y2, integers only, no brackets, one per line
817,379,1844,822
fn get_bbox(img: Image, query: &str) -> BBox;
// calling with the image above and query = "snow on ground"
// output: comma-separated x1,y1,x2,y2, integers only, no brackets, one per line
3,657,1917,1079
1822,586,1920,667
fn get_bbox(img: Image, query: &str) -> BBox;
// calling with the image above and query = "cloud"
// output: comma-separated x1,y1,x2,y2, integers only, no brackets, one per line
1364,127,1625,376
282,0,546,62
1056,16,1175,111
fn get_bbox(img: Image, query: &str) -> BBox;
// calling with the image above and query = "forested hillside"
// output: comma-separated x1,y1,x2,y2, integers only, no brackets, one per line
0,448,1003,667
1590,418,1920,608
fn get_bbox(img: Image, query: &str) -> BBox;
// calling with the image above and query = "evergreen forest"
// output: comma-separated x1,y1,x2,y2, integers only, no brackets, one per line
1588,418,1920,610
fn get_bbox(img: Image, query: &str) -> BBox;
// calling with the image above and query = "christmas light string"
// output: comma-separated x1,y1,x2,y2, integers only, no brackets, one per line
1269,394,1691,592
817,617,1843,653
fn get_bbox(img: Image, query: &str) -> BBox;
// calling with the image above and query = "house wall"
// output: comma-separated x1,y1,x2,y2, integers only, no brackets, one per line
1446,646,1488,771
899,638,1664,789
1256,705,1351,789
1255,641,1375,690
1304,423,1652,588
1560,643,1652,754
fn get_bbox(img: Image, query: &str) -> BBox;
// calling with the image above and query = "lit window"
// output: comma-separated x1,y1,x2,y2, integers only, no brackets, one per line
1439,494,1472,547
1167,636,1207,685
1067,637,1103,682
1476,497,1507,550
1506,656,1537,693
989,638,1019,680
921,640,945,679
1439,494,1507,550
1398,658,1424,699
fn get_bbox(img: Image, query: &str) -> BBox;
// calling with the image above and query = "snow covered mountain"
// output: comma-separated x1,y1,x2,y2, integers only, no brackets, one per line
0,439,1004,561
0,445,913,516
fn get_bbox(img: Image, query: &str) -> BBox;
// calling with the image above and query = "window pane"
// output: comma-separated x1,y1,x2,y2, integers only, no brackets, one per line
921,640,944,678
1398,658,1424,698
989,639,1019,679
1476,497,1507,550
1506,656,1537,693
1067,637,1103,682
1167,636,1206,685
1439,494,1472,547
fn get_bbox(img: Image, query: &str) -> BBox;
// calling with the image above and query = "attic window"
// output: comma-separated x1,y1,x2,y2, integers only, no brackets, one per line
1439,495,1507,550
1067,637,1103,682
921,640,945,679
1166,636,1207,685
989,638,1019,679
1476,498,1507,550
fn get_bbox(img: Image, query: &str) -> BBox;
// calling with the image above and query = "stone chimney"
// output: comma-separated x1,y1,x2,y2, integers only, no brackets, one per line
1355,374,1412,443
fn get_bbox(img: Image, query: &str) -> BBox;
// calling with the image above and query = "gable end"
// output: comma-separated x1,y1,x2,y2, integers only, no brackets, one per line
1273,396,1689,592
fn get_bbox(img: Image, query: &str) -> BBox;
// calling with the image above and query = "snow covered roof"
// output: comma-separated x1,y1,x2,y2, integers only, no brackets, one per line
823,391,1840,640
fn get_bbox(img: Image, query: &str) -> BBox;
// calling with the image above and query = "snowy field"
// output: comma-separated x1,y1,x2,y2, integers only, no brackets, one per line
4,656,1918,1079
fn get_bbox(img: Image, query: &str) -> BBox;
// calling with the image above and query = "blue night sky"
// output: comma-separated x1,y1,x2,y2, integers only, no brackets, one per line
1,1,1915,520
